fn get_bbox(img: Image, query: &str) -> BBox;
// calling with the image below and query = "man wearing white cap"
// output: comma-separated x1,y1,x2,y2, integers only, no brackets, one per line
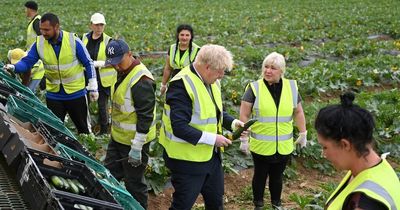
82,13,116,134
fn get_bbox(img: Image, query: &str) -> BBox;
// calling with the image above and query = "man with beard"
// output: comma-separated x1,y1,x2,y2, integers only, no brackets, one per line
5,13,98,134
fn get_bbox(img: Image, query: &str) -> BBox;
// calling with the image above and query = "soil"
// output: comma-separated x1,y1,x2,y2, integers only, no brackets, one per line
147,161,344,210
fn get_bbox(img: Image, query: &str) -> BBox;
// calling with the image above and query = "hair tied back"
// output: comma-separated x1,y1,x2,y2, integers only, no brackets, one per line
340,92,355,107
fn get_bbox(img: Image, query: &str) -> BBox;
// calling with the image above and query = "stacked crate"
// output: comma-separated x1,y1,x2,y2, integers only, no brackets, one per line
0,65,143,210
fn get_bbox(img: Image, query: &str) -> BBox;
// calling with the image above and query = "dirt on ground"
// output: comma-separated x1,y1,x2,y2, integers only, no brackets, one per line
148,162,344,210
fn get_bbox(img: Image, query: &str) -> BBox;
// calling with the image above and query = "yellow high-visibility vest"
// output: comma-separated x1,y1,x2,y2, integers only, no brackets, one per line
111,63,156,145
31,60,45,80
159,66,223,162
26,15,41,49
326,159,400,210
249,78,298,156
82,33,116,87
169,43,200,70
36,31,85,94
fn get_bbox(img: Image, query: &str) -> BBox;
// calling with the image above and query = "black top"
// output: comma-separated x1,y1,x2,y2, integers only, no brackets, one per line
242,78,302,106
163,64,235,174
113,59,156,134
85,32,103,61
84,32,109,90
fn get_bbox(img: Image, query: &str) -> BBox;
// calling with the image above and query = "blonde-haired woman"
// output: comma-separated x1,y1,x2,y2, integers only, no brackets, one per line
239,52,307,209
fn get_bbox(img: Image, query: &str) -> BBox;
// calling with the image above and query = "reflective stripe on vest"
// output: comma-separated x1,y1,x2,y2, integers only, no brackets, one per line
31,61,45,80
110,63,156,145
26,15,41,49
169,43,200,70
159,66,222,162
82,33,116,87
36,31,85,94
249,78,298,156
326,159,400,210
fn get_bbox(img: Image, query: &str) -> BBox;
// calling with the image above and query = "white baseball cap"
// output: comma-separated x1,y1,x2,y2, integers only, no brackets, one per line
91,13,106,25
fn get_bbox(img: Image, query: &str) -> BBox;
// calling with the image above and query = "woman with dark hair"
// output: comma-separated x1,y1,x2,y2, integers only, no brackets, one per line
160,24,200,95
315,92,400,210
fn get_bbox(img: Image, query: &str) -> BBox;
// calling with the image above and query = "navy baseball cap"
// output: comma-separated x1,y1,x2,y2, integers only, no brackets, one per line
105,39,130,65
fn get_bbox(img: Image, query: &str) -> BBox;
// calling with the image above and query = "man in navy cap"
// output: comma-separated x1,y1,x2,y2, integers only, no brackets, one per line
103,39,156,209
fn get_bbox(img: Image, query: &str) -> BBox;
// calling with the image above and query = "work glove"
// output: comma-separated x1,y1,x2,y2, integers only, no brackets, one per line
128,132,146,167
231,119,245,131
93,60,105,68
86,78,98,91
160,84,167,95
295,131,307,148
3,64,15,71
239,136,250,155
3,64,16,77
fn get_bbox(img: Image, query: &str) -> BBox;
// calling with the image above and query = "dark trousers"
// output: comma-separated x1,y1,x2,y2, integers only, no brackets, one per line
251,153,289,206
46,95,90,134
97,87,110,132
169,155,224,210
104,139,149,209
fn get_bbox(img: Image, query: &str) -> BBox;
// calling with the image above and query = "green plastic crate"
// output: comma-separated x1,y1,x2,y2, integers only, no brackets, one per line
54,144,144,209
19,94,58,120
99,179,144,210
56,144,120,186
0,71,38,100
6,95,75,139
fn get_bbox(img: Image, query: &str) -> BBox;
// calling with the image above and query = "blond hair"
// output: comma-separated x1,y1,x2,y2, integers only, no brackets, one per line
196,44,233,72
261,52,286,77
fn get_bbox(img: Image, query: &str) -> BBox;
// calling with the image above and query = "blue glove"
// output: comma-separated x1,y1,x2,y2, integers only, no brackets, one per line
128,148,142,167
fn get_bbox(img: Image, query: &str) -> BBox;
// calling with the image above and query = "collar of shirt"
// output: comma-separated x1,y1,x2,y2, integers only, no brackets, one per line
49,30,63,45
190,64,205,83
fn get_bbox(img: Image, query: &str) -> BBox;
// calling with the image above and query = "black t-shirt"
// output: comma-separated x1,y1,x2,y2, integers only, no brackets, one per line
85,32,103,61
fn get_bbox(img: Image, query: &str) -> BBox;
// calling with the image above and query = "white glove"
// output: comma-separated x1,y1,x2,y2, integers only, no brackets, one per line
231,119,245,131
239,136,250,155
93,60,105,68
86,78,98,91
89,91,99,102
295,131,307,148
4,64,15,71
129,132,146,167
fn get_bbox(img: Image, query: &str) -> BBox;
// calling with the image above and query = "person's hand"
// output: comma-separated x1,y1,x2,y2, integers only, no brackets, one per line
231,119,245,131
128,147,142,167
89,91,99,102
239,136,250,155
93,61,105,68
160,84,167,95
3,64,16,77
3,64,15,72
128,133,146,167
215,134,232,147
295,131,307,148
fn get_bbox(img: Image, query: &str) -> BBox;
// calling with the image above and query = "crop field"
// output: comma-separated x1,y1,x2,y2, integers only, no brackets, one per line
1,0,399,209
